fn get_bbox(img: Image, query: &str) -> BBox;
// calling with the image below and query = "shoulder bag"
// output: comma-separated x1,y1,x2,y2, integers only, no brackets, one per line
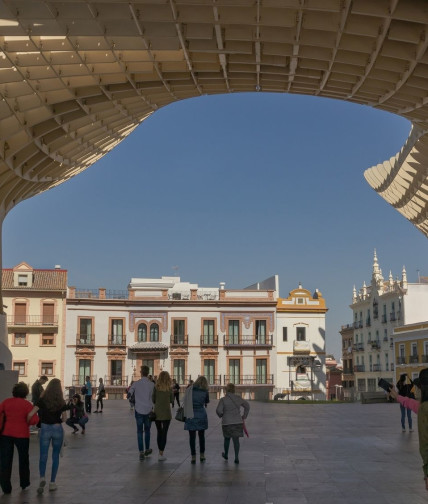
175,406,185,422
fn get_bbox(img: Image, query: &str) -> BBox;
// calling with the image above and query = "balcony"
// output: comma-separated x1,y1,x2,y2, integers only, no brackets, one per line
293,340,311,353
409,355,419,364
71,375,97,387
422,355,428,363
372,364,382,372
381,314,387,323
223,374,274,385
390,312,396,322
104,376,128,387
170,334,188,348
206,375,222,386
76,334,95,347
353,321,363,329
371,340,381,350
353,343,364,352
396,356,406,365
172,374,192,386
7,315,58,327
200,335,219,348
366,318,371,327
354,365,365,372
223,334,273,348
108,335,126,347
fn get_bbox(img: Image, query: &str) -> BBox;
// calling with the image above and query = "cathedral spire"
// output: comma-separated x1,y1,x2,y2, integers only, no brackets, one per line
401,265,407,289
372,249,383,287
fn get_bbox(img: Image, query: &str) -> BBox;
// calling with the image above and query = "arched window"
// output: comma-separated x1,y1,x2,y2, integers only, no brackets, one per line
150,323,159,342
137,323,147,342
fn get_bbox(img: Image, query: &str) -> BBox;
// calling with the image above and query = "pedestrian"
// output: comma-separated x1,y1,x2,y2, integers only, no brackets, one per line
186,379,194,389
83,376,92,414
152,371,173,461
172,378,180,407
30,375,48,431
31,376,48,405
65,394,88,434
94,378,105,413
126,381,135,411
216,383,250,464
27,378,68,494
397,373,415,432
128,366,155,460
0,382,40,494
183,376,209,464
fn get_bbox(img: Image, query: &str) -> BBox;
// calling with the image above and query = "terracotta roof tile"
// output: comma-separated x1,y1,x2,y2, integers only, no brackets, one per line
2,269,67,291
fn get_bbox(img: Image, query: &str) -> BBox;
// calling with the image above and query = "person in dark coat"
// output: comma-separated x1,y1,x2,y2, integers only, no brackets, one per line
65,394,88,434
397,373,415,432
183,376,209,464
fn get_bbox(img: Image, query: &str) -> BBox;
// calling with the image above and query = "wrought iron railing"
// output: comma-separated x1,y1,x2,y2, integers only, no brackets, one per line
200,335,219,346
8,315,58,326
108,335,126,346
170,334,188,346
223,334,273,346
104,376,128,386
223,374,274,385
76,334,95,346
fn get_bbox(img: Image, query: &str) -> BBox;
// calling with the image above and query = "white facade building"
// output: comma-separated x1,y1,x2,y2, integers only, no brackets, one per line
350,251,428,396
65,275,327,400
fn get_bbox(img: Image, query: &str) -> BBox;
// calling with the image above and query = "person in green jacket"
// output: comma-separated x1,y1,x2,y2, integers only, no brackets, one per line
152,371,173,461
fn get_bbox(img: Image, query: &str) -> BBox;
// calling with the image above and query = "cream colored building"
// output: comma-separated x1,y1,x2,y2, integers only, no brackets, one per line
275,285,327,400
65,276,278,400
393,322,428,383
3,262,67,388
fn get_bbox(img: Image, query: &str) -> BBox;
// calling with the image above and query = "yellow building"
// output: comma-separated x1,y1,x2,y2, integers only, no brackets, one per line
393,322,428,383
2,262,67,390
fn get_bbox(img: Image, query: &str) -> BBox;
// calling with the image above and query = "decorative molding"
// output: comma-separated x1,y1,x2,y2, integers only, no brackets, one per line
129,312,168,332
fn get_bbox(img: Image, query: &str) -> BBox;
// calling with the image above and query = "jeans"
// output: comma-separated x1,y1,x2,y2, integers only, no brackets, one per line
96,397,103,411
400,405,412,429
85,395,92,413
0,435,30,493
135,412,151,452
39,424,64,483
154,420,170,452
188,430,205,456
66,416,88,431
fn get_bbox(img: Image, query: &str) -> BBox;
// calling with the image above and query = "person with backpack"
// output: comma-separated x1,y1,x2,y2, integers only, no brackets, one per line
81,376,92,414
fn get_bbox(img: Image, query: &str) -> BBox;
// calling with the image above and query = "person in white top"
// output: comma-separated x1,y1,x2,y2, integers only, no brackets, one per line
128,366,155,460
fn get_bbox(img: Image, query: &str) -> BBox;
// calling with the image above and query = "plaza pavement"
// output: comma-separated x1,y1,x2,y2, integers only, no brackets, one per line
1,398,427,504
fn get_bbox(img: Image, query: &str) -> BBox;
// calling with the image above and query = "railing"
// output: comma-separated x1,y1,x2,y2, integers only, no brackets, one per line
390,312,396,322
353,321,363,329
104,376,128,386
108,335,126,346
422,355,428,363
397,311,402,320
223,334,273,347
372,364,382,372
396,356,406,365
76,334,95,346
354,365,365,372
409,355,419,364
343,368,354,375
223,374,274,385
366,318,371,327
170,335,188,347
200,335,219,347
7,315,58,326
381,314,387,323
206,375,222,386
172,375,192,386
371,341,381,350
71,375,97,387
353,344,364,351
383,336,388,342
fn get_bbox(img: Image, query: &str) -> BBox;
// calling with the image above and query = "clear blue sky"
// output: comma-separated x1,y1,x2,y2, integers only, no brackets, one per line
3,93,428,360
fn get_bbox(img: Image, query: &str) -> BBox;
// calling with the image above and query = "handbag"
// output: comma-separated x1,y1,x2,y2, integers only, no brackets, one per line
242,418,249,438
175,406,185,422
148,410,156,421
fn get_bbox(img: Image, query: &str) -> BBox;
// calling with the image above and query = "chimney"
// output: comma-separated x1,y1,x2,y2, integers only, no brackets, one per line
54,265,61,269
219,282,226,290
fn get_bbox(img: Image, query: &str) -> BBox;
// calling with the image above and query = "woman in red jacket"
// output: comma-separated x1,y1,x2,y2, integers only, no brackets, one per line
0,382,39,495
